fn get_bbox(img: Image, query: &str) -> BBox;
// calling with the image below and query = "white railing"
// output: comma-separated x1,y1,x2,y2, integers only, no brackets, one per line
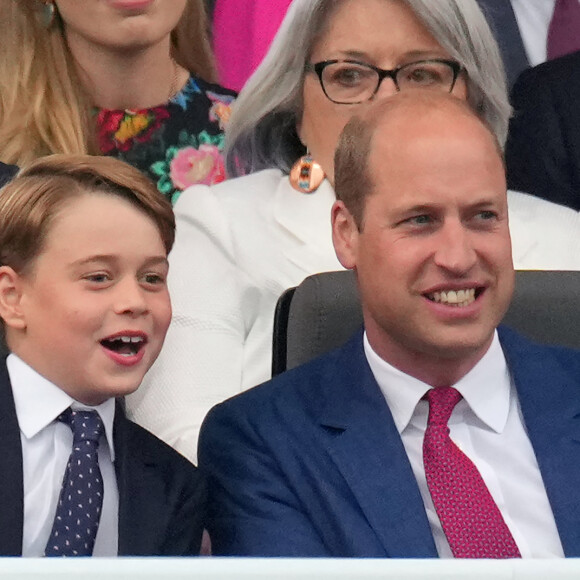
0,558,578,580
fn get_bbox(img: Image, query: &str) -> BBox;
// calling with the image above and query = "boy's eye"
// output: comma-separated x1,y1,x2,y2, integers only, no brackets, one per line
84,273,111,283
142,272,166,285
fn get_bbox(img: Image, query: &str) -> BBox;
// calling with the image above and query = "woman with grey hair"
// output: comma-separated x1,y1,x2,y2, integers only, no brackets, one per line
127,0,580,463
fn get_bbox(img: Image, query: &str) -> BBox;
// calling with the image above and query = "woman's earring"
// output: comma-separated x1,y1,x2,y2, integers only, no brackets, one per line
289,154,325,193
41,1,56,28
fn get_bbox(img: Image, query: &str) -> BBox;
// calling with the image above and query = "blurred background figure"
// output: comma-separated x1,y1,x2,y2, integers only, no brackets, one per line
477,0,580,87
127,0,580,463
207,0,292,91
0,0,235,204
506,50,580,211
0,161,18,188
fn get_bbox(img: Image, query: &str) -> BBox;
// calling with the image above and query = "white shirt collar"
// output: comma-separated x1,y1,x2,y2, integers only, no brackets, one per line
7,353,116,461
364,330,511,435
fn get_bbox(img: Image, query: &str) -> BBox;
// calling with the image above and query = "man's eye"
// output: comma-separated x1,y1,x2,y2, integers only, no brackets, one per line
476,210,497,221
407,215,432,226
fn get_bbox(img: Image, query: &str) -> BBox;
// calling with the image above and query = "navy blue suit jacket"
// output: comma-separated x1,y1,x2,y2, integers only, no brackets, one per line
476,0,530,87
199,327,580,557
0,358,206,556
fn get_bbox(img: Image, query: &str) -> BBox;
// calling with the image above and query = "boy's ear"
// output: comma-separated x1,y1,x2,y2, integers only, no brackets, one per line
0,266,27,331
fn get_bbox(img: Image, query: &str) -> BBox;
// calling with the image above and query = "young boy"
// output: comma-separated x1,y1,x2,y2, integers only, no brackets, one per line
0,155,204,557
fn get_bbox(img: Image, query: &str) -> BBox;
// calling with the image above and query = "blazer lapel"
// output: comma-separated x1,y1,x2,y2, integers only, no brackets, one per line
114,407,171,556
499,327,580,556
476,0,529,85
0,357,24,556
271,178,343,275
318,335,437,557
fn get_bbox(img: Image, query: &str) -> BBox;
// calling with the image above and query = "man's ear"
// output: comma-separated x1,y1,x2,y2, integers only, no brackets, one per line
331,200,359,270
0,266,27,331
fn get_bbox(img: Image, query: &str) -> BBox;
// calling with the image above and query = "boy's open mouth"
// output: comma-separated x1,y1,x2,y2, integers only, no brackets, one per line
100,335,146,357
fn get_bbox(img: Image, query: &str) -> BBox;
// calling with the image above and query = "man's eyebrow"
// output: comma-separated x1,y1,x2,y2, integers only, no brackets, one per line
392,197,503,216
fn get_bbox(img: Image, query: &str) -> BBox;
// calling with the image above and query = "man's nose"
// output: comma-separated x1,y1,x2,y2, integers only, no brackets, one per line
433,221,477,275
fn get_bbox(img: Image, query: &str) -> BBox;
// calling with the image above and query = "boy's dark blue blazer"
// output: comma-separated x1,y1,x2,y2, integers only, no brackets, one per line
0,357,206,556
199,327,580,557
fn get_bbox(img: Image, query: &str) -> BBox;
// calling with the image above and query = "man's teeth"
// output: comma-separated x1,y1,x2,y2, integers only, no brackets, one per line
429,289,476,307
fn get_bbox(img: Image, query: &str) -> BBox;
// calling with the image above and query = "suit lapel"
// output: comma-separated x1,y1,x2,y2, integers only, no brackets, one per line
271,178,343,275
114,407,170,556
0,357,24,556
476,0,529,85
499,327,580,556
318,335,437,557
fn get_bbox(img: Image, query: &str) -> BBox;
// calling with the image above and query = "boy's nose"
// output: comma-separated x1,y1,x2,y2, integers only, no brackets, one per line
114,280,149,316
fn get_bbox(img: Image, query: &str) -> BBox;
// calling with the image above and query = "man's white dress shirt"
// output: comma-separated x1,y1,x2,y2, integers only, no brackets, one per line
511,0,556,66
8,354,119,557
364,331,564,558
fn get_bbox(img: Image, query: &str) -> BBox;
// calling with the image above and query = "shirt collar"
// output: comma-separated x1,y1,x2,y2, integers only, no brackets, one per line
364,330,511,435
7,354,116,461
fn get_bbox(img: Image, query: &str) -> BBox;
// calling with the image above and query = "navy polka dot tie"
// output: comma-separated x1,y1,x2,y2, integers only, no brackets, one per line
423,387,521,558
45,409,105,557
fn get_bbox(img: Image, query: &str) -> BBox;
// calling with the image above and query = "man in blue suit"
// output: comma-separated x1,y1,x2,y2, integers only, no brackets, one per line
198,93,579,558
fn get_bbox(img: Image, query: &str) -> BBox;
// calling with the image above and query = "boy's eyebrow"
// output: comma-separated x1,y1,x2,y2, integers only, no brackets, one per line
69,255,169,268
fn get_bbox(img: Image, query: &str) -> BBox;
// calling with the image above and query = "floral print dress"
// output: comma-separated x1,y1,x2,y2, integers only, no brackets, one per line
96,76,236,204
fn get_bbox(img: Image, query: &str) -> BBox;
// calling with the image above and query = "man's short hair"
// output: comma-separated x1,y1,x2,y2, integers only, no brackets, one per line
0,154,175,276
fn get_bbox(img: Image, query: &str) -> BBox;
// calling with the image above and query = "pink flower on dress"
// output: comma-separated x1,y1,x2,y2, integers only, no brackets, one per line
169,145,226,189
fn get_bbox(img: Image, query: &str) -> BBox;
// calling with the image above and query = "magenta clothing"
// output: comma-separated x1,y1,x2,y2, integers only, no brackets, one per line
212,0,292,91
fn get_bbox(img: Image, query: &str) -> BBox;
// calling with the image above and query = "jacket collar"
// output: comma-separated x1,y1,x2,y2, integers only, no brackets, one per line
271,176,343,275
316,332,438,557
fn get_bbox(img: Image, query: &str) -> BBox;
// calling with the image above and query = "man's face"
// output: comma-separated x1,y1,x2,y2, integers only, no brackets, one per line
4,192,171,405
333,110,514,379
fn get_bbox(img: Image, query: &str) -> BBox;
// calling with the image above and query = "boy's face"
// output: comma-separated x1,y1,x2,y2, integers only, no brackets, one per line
7,192,171,405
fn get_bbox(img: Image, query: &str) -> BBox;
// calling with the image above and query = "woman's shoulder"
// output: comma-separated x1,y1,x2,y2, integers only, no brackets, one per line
178,168,287,205
508,189,580,269
173,168,288,235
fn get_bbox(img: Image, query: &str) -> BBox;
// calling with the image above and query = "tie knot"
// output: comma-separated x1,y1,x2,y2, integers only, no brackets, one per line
425,386,462,427
58,408,104,444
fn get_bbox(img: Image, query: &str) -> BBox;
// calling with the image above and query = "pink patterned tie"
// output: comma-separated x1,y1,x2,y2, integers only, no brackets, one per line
423,387,521,558
547,0,580,60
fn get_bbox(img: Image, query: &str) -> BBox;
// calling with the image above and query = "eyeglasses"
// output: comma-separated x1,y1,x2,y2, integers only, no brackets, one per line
305,59,463,104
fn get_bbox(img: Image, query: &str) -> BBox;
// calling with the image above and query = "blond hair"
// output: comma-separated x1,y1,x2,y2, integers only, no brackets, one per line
0,0,215,166
0,155,175,276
